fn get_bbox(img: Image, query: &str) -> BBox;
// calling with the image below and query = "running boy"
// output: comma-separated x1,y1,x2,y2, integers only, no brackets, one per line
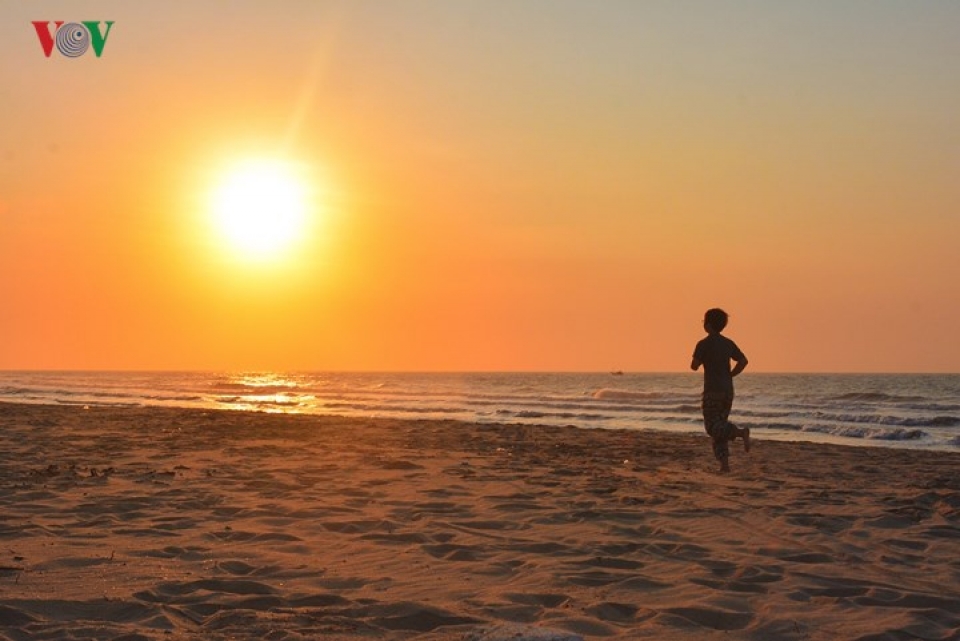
691,308,750,472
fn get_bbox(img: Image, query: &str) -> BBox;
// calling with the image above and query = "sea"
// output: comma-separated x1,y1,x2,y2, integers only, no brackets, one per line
0,371,958,452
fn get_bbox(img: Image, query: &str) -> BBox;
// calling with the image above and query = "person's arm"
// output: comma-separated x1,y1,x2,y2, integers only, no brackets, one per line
691,341,703,371
731,353,748,377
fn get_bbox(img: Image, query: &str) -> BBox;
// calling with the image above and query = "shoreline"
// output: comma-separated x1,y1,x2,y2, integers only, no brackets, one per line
3,395,958,455
1,401,958,640
3,371,959,454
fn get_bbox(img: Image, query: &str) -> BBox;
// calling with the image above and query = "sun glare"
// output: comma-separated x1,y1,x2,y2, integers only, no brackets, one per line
210,159,311,260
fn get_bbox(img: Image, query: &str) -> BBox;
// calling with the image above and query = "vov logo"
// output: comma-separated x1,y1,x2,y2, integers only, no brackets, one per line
32,21,114,58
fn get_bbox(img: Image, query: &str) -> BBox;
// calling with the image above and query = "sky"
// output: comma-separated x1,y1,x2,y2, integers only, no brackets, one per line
1,1,958,372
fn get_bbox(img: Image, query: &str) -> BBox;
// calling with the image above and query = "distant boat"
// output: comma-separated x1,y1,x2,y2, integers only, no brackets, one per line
610,370,624,376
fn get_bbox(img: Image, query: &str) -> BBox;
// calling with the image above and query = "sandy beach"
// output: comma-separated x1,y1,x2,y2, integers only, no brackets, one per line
0,401,957,640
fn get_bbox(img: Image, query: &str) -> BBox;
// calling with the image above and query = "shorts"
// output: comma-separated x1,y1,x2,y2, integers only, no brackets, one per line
702,391,735,460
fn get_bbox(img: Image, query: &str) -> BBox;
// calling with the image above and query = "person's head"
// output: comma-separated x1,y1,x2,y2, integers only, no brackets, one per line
703,308,728,334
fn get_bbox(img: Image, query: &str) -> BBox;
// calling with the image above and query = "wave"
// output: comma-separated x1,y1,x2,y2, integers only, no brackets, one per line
826,392,930,403
0,386,37,395
901,403,960,413
799,424,928,441
476,398,701,414
144,394,204,402
211,383,301,394
735,409,796,419
1,385,204,404
55,399,141,408
812,412,960,428
216,396,303,408
496,409,612,422
593,388,676,401
732,419,932,442
318,401,466,415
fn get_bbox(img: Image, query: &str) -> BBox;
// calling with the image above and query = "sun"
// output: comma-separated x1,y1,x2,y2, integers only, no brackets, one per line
209,159,311,260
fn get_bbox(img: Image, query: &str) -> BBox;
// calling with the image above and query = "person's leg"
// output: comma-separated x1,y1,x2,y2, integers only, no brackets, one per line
703,392,731,471
726,422,751,451
700,393,714,437
723,393,751,453
718,394,734,470
720,394,751,453
712,430,730,472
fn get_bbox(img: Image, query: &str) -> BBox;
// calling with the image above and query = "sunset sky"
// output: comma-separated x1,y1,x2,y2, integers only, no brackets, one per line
1,1,958,372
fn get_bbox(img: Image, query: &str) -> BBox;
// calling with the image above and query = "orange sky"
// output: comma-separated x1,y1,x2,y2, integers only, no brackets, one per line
1,2,959,372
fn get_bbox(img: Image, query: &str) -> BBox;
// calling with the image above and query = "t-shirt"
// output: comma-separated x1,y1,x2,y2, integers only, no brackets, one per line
693,333,745,394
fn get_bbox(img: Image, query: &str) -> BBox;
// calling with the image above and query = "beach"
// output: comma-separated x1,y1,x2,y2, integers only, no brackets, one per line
0,401,958,640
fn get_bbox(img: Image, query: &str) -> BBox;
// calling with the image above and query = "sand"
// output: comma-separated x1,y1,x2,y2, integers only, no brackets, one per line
0,401,958,641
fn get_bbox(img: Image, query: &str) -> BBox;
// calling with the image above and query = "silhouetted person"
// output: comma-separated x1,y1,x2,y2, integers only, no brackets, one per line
691,308,750,472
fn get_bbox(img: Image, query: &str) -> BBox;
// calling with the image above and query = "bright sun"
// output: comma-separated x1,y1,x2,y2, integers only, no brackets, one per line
210,159,311,260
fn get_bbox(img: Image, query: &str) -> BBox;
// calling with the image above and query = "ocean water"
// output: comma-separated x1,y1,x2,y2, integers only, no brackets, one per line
0,371,958,452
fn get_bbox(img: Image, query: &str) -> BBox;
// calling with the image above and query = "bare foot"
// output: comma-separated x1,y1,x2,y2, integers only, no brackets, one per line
743,427,751,453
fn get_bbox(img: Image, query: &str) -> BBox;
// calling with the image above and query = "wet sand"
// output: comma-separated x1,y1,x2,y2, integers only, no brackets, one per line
0,401,958,640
